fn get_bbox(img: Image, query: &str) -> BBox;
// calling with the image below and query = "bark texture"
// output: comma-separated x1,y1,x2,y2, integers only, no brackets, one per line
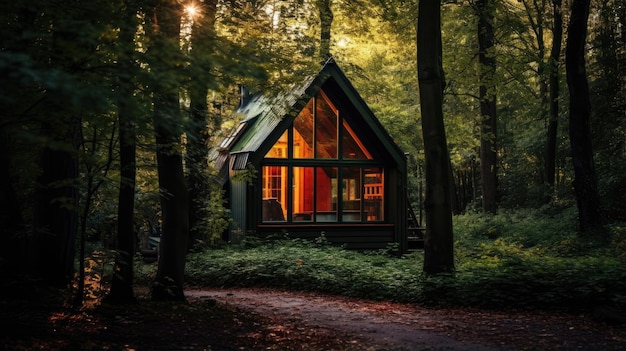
565,0,602,232
316,0,333,61
545,0,563,190
417,0,454,274
107,0,140,304
187,0,218,250
476,0,498,214
150,0,190,301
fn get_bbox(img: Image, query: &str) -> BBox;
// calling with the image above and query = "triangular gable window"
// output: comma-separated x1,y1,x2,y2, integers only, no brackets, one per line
262,88,383,223
264,89,372,160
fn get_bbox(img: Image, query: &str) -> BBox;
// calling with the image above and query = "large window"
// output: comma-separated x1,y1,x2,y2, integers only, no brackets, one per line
262,89,384,223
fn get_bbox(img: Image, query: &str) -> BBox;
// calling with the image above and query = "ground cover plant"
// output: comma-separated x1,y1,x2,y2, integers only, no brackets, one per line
182,207,626,313
4,207,625,350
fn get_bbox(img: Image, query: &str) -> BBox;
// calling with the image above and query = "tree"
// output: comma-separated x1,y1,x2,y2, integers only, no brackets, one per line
0,0,120,291
474,0,498,214
417,0,455,274
28,3,102,287
565,0,602,231
148,0,190,300
0,127,25,276
315,0,334,61
186,0,219,250
512,0,564,195
0,0,33,275
75,122,116,306
588,0,626,221
106,0,142,304
545,0,563,191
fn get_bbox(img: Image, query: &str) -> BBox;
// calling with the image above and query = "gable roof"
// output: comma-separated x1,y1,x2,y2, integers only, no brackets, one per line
215,59,406,181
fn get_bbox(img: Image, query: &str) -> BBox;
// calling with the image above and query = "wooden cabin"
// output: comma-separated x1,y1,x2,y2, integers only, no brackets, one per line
215,59,410,252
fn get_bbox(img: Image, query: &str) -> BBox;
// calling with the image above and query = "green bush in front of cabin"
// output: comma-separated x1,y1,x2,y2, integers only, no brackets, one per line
140,207,626,312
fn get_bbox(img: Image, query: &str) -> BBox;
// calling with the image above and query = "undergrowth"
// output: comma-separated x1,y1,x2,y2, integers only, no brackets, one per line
147,207,626,312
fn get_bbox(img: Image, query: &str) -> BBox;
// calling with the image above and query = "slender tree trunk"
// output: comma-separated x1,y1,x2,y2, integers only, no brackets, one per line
108,103,137,303
75,123,116,306
150,0,189,301
107,0,140,304
565,0,602,232
546,0,563,191
476,0,498,214
316,0,333,61
417,0,454,274
187,0,218,250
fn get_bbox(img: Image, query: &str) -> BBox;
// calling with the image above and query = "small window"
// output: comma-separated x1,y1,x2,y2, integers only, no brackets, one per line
342,120,372,159
342,167,362,222
293,100,314,158
292,167,314,221
315,167,338,222
220,122,248,150
262,166,287,221
265,130,288,159
364,168,384,221
315,92,338,159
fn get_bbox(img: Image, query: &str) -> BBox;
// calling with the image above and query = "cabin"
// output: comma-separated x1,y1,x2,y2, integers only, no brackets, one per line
215,59,414,252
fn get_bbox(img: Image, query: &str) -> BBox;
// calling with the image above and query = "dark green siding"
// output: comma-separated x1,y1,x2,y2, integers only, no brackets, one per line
256,224,396,250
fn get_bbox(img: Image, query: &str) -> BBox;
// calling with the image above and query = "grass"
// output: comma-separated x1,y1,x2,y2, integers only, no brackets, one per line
154,207,626,312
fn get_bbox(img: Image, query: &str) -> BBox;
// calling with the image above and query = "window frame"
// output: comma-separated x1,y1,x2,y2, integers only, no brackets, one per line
260,90,385,224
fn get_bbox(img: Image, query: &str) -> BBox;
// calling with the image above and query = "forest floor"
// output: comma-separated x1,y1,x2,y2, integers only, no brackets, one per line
2,286,626,350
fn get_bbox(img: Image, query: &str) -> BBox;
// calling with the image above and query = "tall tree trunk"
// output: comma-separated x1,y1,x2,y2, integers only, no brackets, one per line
417,0,454,274
107,0,140,304
31,119,80,287
316,0,333,61
0,127,26,276
545,0,563,191
476,0,498,214
150,0,190,301
108,101,137,303
0,5,36,277
29,19,82,287
565,0,602,232
187,0,218,250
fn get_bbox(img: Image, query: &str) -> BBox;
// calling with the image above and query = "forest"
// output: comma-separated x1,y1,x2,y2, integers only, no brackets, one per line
1,0,625,333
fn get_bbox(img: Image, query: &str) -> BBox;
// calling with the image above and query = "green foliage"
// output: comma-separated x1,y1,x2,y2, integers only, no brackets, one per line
73,246,118,305
609,224,626,264
3,0,625,308
588,0,626,222
190,183,232,248
174,208,626,312
185,237,425,302
230,163,258,185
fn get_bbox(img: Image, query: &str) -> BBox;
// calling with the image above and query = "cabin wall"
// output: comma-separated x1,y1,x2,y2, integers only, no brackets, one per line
388,167,408,253
256,224,396,250
229,177,248,243
221,62,410,251
248,164,408,252
227,164,407,250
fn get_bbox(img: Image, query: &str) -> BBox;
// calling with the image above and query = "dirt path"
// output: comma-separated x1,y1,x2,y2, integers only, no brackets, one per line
187,287,626,351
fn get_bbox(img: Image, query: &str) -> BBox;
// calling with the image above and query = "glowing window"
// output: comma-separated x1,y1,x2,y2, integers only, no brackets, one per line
261,88,384,223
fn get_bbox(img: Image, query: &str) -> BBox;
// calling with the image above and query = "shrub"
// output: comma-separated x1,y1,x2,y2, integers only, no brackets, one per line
134,207,626,312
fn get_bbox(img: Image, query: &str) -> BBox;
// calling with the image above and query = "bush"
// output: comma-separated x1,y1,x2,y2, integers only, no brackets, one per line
139,207,626,312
